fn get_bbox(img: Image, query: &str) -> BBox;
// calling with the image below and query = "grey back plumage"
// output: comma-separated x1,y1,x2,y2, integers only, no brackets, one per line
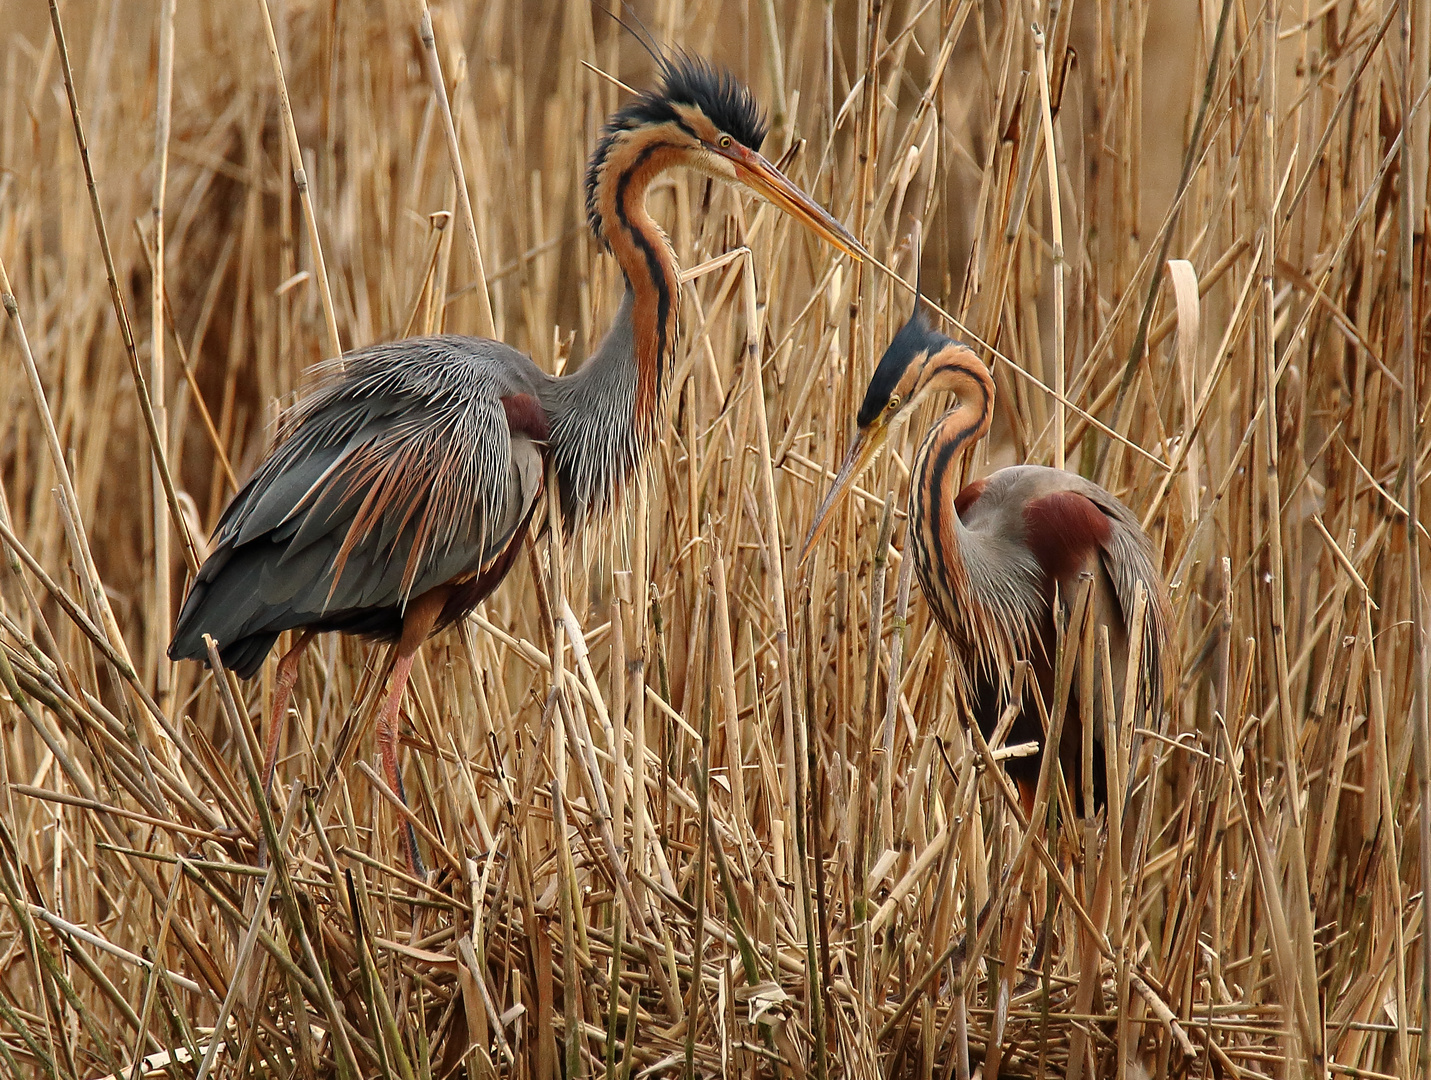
923,464,1171,723
169,335,548,676
171,292,661,678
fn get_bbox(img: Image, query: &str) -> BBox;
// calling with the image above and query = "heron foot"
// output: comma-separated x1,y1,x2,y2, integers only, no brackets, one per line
400,819,429,883
211,823,254,863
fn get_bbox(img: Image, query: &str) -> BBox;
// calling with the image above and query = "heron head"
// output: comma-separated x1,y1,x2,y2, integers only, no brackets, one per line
586,54,864,260
798,301,982,570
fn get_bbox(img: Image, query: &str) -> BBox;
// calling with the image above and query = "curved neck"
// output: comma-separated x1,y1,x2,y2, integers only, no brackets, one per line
548,130,686,526
908,361,996,624
910,361,995,514
586,130,684,444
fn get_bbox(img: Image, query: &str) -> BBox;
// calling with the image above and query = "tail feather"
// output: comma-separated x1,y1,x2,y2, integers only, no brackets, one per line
168,545,287,678
218,633,281,680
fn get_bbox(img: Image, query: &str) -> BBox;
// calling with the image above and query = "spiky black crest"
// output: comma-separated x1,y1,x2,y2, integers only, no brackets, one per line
585,53,768,247
859,225,948,427
657,52,768,149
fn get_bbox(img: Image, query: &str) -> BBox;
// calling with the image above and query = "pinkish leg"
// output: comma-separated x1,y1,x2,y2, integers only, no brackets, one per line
376,588,450,878
263,630,314,797
375,647,424,875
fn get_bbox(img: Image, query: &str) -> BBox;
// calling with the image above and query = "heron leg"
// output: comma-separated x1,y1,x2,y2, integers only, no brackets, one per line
263,630,315,798
1016,777,1036,821
375,587,449,878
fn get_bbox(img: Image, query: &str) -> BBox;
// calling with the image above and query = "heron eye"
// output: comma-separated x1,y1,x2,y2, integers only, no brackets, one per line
887,395,901,411
719,134,733,149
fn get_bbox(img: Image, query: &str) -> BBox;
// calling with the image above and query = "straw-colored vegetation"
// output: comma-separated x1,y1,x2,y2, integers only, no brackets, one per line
0,0,1427,1076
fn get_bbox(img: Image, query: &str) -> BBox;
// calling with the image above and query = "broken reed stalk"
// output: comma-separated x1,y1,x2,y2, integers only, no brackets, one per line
150,0,177,700
1400,4,1431,1074
1032,21,1065,470
419,4,496,340
254,0,341,362
0,2,1425,1076
1258,7,1321,1061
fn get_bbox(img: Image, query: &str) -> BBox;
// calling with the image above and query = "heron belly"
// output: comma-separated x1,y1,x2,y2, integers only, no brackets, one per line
434,501,539,632
966,653,1109,815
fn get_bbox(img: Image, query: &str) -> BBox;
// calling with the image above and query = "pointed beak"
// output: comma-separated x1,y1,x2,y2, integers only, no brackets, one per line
797,420,891,571
723,146,865,262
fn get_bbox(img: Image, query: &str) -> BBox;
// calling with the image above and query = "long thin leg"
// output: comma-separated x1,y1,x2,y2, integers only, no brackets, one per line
1016,776,1036,822
375,588,449,877
263,630,315,797
988,850,1033,1080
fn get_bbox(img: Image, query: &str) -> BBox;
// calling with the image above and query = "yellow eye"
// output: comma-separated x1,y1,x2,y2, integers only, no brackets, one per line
719,134,733,149
887,395,901,411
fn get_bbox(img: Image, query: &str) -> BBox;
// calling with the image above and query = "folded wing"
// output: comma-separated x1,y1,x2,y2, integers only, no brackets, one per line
169,337,546,677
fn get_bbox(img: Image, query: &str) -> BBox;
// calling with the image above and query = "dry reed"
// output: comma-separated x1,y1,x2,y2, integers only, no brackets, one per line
0,1,1427,1077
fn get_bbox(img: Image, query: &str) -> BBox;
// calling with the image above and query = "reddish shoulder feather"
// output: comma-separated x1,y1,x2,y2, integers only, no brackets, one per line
1021,490,1112,582
953,478,987,516
501,394,550,441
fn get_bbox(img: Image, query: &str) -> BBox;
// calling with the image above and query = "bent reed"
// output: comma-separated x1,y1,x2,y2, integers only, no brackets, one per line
0,1,1426,1077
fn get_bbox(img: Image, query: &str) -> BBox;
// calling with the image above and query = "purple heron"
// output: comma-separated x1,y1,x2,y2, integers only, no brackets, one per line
171,55,861,873
801,295,1170,814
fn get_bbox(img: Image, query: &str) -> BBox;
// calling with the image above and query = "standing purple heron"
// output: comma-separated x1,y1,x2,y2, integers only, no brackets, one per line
170,55,861,874
800,293,1171,815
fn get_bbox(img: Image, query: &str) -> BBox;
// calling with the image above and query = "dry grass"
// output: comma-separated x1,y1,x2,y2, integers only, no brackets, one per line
1,0,1428,1076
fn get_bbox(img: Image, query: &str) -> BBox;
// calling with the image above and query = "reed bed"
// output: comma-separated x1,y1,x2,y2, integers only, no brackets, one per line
0,0,1427,1076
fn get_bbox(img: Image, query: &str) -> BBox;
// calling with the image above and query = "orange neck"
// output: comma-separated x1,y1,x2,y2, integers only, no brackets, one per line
909,358,996,625
589,131,684,443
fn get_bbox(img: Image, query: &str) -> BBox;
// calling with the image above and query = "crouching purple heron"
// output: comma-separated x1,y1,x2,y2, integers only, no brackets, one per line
800,293,1170,816
170,54,862,875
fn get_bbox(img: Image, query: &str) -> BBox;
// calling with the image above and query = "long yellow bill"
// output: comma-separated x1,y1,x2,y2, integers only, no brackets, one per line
725,145,865,262
797,419,891,571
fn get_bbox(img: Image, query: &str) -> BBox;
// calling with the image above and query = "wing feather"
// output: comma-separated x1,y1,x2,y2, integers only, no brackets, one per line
169,336,548,671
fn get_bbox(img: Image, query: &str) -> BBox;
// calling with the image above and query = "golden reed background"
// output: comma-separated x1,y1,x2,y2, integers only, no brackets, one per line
0,1,1428,1076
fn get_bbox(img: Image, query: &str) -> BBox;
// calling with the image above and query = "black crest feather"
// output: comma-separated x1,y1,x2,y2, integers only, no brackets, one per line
585,52,767,247
859,307,948,428
655,52,768,149
858,226,972,428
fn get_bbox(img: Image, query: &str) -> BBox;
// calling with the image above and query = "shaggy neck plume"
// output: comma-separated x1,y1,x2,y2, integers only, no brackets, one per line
544,129,686,529
585,127,683,446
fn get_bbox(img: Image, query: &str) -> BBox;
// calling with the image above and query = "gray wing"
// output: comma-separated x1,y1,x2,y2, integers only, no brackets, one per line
170,335,547,670
981,465,1171,720
1081,483,1173,721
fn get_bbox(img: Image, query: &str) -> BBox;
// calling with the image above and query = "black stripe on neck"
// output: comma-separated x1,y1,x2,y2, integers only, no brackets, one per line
918,417,982,583
612,139,676,407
